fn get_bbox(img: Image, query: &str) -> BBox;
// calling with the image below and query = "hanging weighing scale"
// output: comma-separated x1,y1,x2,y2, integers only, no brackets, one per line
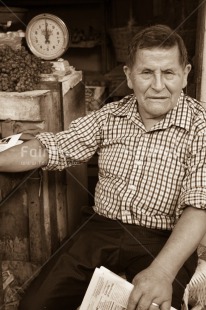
25,13,70,74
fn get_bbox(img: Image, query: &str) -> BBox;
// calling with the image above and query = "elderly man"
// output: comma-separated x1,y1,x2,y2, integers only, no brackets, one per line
0,24,206,310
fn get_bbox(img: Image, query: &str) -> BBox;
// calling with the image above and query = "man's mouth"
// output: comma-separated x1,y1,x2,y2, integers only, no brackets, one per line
148,96,169,100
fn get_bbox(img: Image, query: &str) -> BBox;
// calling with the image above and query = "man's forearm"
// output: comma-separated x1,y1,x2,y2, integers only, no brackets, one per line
0,138,49,172
150,206,206,281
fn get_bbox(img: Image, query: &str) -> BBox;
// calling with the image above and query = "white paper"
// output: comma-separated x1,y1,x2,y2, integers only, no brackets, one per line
80,266,133,310
0,133,23,152
79,266,177,310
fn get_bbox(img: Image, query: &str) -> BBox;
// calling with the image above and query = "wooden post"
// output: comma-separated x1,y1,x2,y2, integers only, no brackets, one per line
195,0,206,108
195,0,206,251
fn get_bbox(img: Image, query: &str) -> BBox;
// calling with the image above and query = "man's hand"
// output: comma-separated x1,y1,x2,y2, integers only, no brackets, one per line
127,266,172,310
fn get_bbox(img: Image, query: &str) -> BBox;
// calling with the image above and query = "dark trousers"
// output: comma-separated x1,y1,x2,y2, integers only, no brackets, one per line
19,207,198,310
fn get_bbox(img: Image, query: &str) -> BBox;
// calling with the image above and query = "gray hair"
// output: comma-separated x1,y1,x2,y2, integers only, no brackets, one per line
126,24,188,68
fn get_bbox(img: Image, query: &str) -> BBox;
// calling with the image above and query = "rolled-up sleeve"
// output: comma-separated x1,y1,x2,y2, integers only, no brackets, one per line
36,111,101,170
179,131,206,210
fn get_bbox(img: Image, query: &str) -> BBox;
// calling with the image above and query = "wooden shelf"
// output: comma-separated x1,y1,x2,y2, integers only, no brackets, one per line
70,40,101,48
4,0,109,7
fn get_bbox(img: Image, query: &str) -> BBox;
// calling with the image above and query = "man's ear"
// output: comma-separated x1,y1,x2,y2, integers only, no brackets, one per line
123,65,134,90
182,63,192,89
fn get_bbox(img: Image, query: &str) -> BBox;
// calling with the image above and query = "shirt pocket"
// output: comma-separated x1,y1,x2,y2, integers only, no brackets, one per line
99,137,134,178
145,145,186,181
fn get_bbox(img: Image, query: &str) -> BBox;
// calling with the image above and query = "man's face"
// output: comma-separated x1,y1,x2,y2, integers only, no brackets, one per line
124,46,191,121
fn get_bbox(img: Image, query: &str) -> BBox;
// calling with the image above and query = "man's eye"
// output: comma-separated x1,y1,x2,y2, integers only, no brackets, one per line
141,71,152,78
164,71,174,75
142,71,152,74
164,71,174,79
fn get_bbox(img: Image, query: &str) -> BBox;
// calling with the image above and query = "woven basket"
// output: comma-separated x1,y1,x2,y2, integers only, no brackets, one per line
109,26,142,63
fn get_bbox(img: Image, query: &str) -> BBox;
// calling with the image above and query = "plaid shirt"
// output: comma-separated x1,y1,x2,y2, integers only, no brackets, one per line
36,92,206,230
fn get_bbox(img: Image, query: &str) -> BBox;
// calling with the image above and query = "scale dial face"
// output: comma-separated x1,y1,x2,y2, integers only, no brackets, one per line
26,13,69,60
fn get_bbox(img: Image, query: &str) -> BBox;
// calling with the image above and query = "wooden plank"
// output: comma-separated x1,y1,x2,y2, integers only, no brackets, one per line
62,81,86,128
47,171,60,253
36,80,65,256
0,173,30,261
55,172,68,242
195,0,206,108
27,170,43,263
0,257,3,310
38,83,63,133
62,81,88,234
0,90,51,121
37,76,88,237
41,171,51,260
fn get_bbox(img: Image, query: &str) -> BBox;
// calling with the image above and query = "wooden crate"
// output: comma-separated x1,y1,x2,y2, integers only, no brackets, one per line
0,72,88,308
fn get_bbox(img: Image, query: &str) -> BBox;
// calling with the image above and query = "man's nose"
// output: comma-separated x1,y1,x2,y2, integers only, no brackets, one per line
151,73,165,91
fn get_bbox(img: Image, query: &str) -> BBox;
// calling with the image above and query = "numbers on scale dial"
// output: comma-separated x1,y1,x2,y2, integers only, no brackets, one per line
26,14,69,60
30,18,65,57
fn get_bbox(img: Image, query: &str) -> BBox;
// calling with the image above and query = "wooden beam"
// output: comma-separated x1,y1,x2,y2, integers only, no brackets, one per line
195,0,206,108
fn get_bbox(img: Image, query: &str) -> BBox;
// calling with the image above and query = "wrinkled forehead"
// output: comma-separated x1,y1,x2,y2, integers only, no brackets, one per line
133,46,184,68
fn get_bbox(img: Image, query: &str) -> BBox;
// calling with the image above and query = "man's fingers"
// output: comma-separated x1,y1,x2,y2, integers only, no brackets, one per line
137,295,154,310
127,293,171,310
127,288,141,310
160,300,171,310
128,291,160,310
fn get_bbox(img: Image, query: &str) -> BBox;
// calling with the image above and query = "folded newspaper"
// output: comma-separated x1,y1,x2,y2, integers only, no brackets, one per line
79,266,133,310
79,266,177,310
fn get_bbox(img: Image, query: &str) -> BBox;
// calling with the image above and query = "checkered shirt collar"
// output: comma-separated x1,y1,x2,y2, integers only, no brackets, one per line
111,91,192,131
